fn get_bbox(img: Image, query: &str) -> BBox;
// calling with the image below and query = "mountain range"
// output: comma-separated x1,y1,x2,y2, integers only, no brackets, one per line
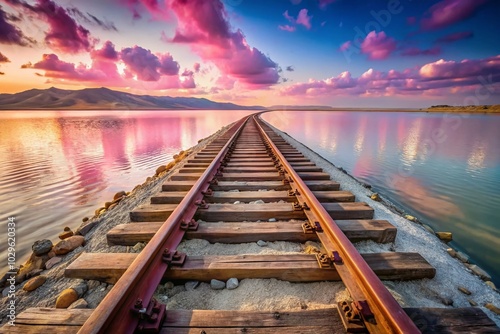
0,87,264,110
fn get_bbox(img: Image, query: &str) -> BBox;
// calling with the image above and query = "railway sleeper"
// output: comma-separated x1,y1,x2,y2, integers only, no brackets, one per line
65,252,435,285
107,219,397,246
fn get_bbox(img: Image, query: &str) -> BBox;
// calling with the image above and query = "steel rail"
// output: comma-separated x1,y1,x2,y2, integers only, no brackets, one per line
254,114,420,334
77,116,250,334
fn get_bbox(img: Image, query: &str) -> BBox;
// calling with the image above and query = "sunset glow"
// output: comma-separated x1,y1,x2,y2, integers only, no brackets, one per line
1,0,499,107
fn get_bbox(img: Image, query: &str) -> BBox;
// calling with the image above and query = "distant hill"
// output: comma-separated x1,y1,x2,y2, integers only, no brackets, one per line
427,104,500,113
0,87,264,110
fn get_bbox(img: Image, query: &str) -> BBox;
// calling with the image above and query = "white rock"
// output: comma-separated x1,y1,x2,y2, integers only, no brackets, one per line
210,279,226,290
233,201,241,204
254,200,265,204
268,218,277,222
226,278,239,290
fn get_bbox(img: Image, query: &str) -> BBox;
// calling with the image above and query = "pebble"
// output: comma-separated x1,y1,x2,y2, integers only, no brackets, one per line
32,239,53,256
254,200,265,204
56,288,79,308
163,281,174,289
468,299,478,306
59,229,74,240
53,236,85,255
155,165,167,175
485,303,500,315
132,242,146,252
228,189,240,192
233,201,241,204
226,278,239,290
68,298,88,309
404,215,417,222
456,251,469,263
370,193,381,201
76,219,98,236
485,281,497,290
210,279,226,290
185,281,200,291
113,191,127,200
446,248,456,257
458,286,471,295
23,275,47,292
441,297,454,306
436,232,452,242
2,286,12,297
72,281,88,297
256,240,268,247
469,264,491,281
268,218,277,222
82,217,89,223
45,257,62,269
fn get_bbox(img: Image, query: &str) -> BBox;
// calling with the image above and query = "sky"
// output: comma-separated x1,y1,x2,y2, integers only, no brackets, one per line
0,0,499,107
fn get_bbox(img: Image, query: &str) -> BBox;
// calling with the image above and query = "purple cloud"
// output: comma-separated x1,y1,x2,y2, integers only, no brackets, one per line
120,46,179,81
91,41,119,60
436,31,474,43
0,6,32,46
421,0,488,30
360,31,396,60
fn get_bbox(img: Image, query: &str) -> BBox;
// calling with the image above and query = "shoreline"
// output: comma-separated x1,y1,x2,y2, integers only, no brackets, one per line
1,117,499,327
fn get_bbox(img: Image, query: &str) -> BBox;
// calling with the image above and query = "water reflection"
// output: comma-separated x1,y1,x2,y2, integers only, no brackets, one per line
0,110,254,272
264,111,500,286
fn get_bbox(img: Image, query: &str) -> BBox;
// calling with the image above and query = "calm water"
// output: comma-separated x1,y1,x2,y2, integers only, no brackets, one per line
0,110,254,273
264,110,500,286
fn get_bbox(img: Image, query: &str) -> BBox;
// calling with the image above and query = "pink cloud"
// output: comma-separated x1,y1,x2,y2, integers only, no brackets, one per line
339,41,351,52
91,41,119,60
281,55,500,98
167,0,279,88
193,62,201,73
296,9,312,29
279,25,296,32
401,46,441,56
280,8,312,31
436,31,474,43
360,31,396,60
421,0,488,30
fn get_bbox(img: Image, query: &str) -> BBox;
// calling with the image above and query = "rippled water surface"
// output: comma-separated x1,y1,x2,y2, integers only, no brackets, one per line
264,110,500,286
0,110,254,272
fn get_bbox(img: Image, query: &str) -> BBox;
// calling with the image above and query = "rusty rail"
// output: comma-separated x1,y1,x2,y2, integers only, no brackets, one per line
254,114,420,334
77,116,249,334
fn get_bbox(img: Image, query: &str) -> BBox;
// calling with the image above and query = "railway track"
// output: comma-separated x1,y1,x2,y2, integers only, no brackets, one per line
4,113,499,333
